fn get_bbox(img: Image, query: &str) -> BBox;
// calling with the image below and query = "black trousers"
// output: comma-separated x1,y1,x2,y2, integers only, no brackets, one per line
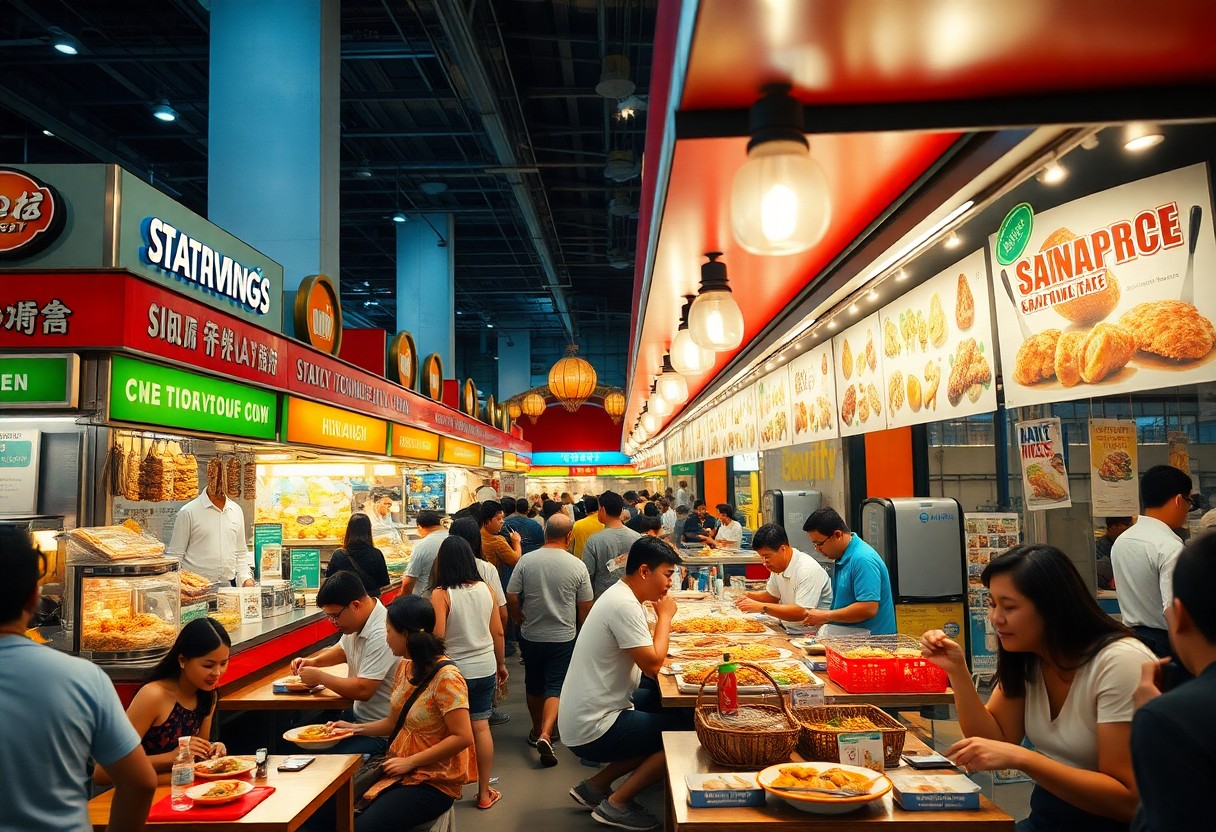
305,782,452,832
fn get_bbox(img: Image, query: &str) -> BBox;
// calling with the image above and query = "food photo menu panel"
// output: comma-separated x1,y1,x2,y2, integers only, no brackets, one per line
991,163,1216,407
788,340,839,443
756,366,793,451
832,311,888,436
878,249,998,428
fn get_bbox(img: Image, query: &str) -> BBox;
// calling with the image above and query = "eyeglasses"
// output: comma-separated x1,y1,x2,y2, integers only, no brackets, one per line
808,535,832,550
323,602,353,623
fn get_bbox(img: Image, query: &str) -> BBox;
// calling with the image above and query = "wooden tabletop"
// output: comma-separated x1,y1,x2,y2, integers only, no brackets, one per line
89,754,361,832
658,633,955,709
663,732,1014,831
219,663,354,711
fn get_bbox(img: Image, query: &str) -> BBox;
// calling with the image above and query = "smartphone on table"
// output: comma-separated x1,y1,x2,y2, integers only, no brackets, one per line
902,753,956,770
277,755,316,772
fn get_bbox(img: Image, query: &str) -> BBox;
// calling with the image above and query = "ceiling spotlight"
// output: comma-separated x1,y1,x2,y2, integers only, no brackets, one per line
868,288,879,302
640,409,659,435
353,161,373,179
943,231,961,249
1122,122,1164,152
486,322,494,329
49,27,81,55
391,211,408,223
849,302,860,315
1080,134,1100,151
827,319,838,330
151,100,179,123
419,181,448,195
1036,159,1067,185
689,252,745,351
362,300,378,308
651,391,673,418
596,54,636,100
655,354,688,406
894,268,910,281
41,129,54,137
731,83,832,256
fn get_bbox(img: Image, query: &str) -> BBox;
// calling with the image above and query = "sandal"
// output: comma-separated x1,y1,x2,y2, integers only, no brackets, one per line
476,788,502,810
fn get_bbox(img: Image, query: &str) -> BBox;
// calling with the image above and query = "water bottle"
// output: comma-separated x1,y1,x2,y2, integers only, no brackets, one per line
697,567,709,592
709,567,719,596
170,736,195,811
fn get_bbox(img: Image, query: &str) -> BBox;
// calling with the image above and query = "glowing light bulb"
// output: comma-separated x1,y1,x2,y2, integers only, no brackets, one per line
760,183,798,242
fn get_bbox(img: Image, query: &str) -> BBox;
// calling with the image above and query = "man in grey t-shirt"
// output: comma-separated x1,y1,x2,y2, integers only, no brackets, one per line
507,513,593,766
402,510,447,596
582,491,641,598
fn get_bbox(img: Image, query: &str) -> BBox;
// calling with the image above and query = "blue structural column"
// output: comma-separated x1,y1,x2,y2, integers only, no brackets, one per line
396,213,455,368
497,329,531,399
207,0,341,334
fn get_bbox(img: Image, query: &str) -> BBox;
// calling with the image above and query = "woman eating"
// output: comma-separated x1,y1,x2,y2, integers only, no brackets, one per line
95,618,230,784
327,512,390,598
329,595,475,831
921,544,1153,831
429,536,507,809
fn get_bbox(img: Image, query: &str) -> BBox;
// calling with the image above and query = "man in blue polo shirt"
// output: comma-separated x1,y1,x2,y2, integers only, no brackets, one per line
799,507,896,635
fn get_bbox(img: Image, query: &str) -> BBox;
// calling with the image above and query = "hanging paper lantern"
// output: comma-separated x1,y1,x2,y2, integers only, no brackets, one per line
521,391,546,424
507,401,522,419
547,345,598,412
603,390,626,423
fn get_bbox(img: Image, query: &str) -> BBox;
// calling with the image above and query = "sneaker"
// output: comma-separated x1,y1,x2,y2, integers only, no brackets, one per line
569,780,611,810
489,710,510,726
527,729,560,747
591,798,660,831
536,737,558,767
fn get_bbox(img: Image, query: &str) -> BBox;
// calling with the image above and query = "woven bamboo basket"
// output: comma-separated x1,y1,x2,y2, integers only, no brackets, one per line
791,704,908,768
693,661,800,768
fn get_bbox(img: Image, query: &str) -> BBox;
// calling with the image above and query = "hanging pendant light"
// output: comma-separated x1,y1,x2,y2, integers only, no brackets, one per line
547,344,598,412
730,84,832,255
640,408,659,435
507,401,522,420
521,391,546,423
655,354,688,405
650,384,673,418
670,295,715,374
689,252,745,351
603,390,626,423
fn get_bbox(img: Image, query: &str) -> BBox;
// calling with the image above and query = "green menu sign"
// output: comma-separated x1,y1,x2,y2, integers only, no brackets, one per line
290,548,321,590
109,355,277,439
253,523,284,582
0,354,79,408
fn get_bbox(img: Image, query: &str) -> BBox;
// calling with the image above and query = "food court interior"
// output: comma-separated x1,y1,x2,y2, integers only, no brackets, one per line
2,2,1215,831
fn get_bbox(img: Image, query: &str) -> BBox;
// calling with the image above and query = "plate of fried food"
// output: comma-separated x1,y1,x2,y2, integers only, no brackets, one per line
675,659,819,692
185,779,255,806
669,643,791,661
671,615,769,635
193,756,256,779
757,762,891,814
275,675,316,693
283,723,354,750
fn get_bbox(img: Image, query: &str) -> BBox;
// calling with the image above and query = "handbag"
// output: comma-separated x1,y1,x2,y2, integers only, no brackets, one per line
353,660,455,810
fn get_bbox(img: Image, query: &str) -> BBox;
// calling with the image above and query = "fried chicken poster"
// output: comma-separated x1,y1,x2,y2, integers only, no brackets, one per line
1089,419,1138,516
991,164,1216,407
832,311,888,437
789,340,839,443
1017,417,1071,510
877,249,997,428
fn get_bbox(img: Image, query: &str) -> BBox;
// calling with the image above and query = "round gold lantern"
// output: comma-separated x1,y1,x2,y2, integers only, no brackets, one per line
548,345,598,413
603,390,626,424
521,391,547,424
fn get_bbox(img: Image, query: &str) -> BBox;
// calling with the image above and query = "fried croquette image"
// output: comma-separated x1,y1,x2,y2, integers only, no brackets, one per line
842,339,854,380
1118,300,1215,361
1078,322,1136,383
1014,330,1062,385
1054,331,1087,388
907,374,922,412
841,384,857,424
929,293,948,348
1040,227,1121,325
956,273,975,330
947,338,991,405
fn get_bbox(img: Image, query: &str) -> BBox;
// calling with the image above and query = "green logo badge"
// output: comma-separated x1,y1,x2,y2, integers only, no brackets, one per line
995,203,1034,266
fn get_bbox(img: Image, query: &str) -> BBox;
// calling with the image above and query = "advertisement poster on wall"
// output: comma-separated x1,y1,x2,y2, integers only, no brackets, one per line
832,312,888,436
788,340,839,443
963,512,1021,676
1088,419,1139,517
878,249,997,428
756,366,793,451
1016,417,1072,510
991,163,1216,408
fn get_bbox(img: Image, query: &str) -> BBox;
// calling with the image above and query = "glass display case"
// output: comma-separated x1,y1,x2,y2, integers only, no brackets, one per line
67,559,180,664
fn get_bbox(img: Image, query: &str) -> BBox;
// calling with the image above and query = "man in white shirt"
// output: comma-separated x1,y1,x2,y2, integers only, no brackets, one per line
735,523,832,622
1112,465,1195,659
559,537,688,832
365,491,397,532
674,481,690,510
167,485,253,586
291,571,400,755
659,498,677,538
402,510,447,595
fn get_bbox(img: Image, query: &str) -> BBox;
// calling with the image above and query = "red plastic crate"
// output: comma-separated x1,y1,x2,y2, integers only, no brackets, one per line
821,636,949,694
824,647,898,693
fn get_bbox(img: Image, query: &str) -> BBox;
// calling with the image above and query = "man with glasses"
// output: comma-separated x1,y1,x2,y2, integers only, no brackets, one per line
289,571,400,754
1113,465,1197,660
800,507,896,635
735,523,831,623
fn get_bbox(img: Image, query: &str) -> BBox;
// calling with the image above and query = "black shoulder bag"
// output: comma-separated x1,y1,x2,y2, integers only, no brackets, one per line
353,660,456,811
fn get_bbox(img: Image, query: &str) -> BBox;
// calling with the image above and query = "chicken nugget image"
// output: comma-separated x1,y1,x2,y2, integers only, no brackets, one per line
956,273,975,330
1078,322,1135,383
1013,330,1062,386
1118,300,1216,361
1054,331,1087,387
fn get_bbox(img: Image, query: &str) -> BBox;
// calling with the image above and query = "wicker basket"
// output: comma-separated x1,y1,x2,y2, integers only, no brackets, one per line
791,704,908,768
693,661,800,768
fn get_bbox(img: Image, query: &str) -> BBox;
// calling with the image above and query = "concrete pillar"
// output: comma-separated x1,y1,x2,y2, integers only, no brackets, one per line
497,329,531,398
207,0,341,334
396,213,455,368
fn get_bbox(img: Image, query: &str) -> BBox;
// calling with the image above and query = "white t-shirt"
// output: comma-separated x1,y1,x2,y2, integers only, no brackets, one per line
661,509,677,536
338,600,401,723
405,530,447,595
441,582,498,679
1110,515,1183,630
765,548,833,610
476,559,507,607
715,519,743,548
557,581,654,747
167,492,250,584
1023,637,1155,771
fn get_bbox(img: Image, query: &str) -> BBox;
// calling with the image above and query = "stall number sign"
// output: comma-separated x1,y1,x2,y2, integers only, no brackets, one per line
109,355,277,440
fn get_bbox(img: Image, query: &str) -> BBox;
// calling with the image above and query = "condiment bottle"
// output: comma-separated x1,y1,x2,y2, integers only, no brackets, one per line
717,652,739,717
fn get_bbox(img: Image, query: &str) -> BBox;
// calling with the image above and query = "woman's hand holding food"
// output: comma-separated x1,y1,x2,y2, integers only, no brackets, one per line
327,720,360,736
919,629,969,677
187,736,213,760
208,742,228,759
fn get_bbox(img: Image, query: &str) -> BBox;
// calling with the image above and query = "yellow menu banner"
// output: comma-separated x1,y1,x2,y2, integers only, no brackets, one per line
283,396,387,454
390,423,441,461
503,452,517,470
441,437,482,467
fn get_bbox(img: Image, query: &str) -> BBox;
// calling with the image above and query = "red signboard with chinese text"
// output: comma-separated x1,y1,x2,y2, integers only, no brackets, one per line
0,168,64,259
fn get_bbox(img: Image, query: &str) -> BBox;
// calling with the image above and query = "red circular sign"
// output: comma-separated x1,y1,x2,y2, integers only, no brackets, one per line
0,167,64,259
